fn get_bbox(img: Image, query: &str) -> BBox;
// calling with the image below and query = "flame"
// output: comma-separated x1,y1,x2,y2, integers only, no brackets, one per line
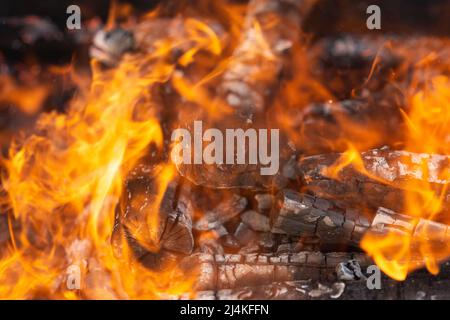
361,75,450,280
324,74,450,280
0,74,50,115
0,1,239,298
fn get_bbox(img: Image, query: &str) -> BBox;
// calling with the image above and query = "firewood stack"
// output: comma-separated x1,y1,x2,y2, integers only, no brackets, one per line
1,0,450,300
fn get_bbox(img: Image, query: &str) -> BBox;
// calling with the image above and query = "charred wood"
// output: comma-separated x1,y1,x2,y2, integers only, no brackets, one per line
296,98,404,155
298,148,450,215
112,166,194,264
194,280,346,300
194,261,450,300
270,189,370,246
219,0,317,120
176,0,316,189
311,35,401,99
179,251,372,291
270,189,450,253
194,194,247,231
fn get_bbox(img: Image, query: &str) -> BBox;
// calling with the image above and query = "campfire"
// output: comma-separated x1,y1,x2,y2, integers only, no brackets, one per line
0,0,450,300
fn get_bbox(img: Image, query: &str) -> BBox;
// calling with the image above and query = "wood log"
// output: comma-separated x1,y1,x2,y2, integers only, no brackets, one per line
219,0,317,120
194,281,346,300
270,189,450,252
293,98,404,155
176,0,316,189
112,164,194,262
179,251,372,291
311,35,401,99
270,189,369,246
194,194,247,231
298,148,450,215
193,263,450,300
366,207,450,264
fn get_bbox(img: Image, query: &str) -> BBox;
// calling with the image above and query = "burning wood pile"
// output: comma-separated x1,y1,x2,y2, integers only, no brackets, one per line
0,0,450,300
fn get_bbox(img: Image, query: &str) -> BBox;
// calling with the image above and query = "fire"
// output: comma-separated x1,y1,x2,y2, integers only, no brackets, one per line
0,74,50,115
324,75,450,280
0,0,448,300
362,75,450,280
0,2,235,298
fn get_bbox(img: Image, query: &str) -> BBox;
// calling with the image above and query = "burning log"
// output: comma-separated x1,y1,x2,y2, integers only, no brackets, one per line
193,259,450,299
270,189,450,251
194,194,247,231
368,207,450,258
175,0,316,189
372,208,450,240
298,148,450,215
195,280,346,300
311,35,401,99
311,35,450,99
113,166,194,263
270,189,370,246
219,0,317,120
90,28,135,67
179,251,372,291
294,98,404,155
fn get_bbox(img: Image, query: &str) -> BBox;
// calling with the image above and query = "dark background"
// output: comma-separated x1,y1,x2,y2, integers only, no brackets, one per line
0,0,449,36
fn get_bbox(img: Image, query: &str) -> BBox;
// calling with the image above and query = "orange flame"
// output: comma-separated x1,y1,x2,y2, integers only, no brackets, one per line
0,2,239,298
324,74,450,280
362,75,450,280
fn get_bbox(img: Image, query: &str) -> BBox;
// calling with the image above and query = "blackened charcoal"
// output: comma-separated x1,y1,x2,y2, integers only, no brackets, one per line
195,268,450,300
198,238,224,255
213,225,229,238
367,207,450,261
160,188,195,254
195,281,345,300
258,232,276,251
176,161,285,190
291,98,404,155
239,241,260,254
276,243,293,253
